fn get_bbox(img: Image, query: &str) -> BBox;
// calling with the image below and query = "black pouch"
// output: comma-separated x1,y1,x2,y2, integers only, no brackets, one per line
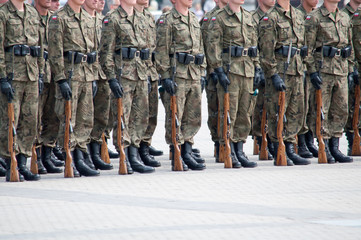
291,47,297,58
66,51,75,62
235,46,244,57
140,48,150,60
30,46,40,57
87,51,97,64
341,46,352,58
322,46,331,57
21,45,30,56
184,54,195,65
229,46,237,57
177,52,186,64
248,46,258,57
328,47,339,58
13,45,21,56
43,51,48,61
152,52,156,63
128,48,137,59
74,52,86,63
194,54,204,65
120,47,129,59
300,46,308,58
281,46,289,57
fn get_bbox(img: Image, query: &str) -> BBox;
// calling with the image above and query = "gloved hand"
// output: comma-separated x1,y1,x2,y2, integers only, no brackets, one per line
310,72,322,90
92,81,98,98
209,72,218,85
162,78,177,95
348,70,359,89
254,67,265,88
201,76,206,92
0,77,14,101
147,77,152,94
214,67,230,91
38,74,44,95
271,74,286,91
57,79,72,100
108,78,123,98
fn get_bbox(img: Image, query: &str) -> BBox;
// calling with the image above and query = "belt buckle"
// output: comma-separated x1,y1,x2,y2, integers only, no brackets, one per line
81,54,87,63
190,55,195,63
135,51,140,58
242,48,248,57
335,50,341,57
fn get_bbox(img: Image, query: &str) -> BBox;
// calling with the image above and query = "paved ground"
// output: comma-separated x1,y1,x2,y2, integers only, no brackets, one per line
1,94,361,240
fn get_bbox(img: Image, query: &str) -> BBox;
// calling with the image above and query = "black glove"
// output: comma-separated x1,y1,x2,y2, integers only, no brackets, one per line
57,79,72,100
201,76,206,92
0,77,14,101
348,70,359,89
209,72,218,85
271,74,286,91
108,78,123,98
162,78,177,95
214,67,230,91
310,72,322,90
254,67,265,88
38,74,44,95
92,81,98,98
147,77,152,94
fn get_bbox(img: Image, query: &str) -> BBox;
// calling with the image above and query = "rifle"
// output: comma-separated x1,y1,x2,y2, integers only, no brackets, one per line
316,43,327,163
259,105,268,160
276,41,292,166
218,101,224,163
352,81,361,155
30,145,38,174
117,42,128,175
253,137,259,155
223,41,232,168
64,52,74,178
170,42,183,171
101,133,111,164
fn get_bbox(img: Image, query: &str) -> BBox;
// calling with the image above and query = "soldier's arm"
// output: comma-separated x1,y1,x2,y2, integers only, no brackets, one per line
199,28,207,74
99,16,117,80
48,14,66,82
205,16,224,70
251,20,261,69
353,21,361,73
0,12,6,79
37,19,45,76
155,16,172,79
348,21,355,73
304,14,318,74
258,16,277,78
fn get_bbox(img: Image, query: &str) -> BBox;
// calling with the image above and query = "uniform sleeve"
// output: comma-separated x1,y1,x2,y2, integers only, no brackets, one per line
348,22,355,73
258,16,277,78
0,12,6,79
304,14,318,74
205,17,223,70
353,21,361,73
37,20,45,76
252,20,261,69
99,16,117,80
48,15,66,82
199,29,207,74
155,16,172,79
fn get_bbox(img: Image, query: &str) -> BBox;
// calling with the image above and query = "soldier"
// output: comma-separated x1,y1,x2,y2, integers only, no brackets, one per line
296,0,319,159
251,0,275,160
200,0,228,163
206,0,258,168
305,0,355,163
155,0,206,170
259,0,310,165
96,0,104,14
0,0,43,181
48,0,101,176
342,0,361,156
100,0,155,173
49,0,58,11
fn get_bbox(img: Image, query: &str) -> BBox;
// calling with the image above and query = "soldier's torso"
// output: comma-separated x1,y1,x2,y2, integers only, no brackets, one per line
350,9,361,70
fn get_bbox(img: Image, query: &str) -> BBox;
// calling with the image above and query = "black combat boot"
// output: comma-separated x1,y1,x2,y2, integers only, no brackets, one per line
0,157,6,177
36,147,47,174
123,147,134,174
89,142,113,170
4,158,24,182
50,152,65,167
329,137,353,163
83,146,96,170
148,145,163,156
297,134,313,158
257,136,274,160
273,142,294,166
139,142,161,167
63,151,80,177
16,154,40,181
214,141,220,163
41,146,62,173
72,149,100,176
234,142,257,168
345,131,354,156
230,142,242,168
128,145,154,173
181,142,206,170
170,145,188,171
53,146,65,160
267,136,275,157
191,151,205,163
192,148,200,154
305,131,318,157
322,139,335,164
285,142,311,165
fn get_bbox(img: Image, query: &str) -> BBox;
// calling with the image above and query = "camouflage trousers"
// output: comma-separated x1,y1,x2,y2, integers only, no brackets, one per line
205,75,219,142
315,73,348,139
105,99,115,139
218,73,256,144
36,81,59,148
162,77,202,145
142,80,159,145
112,79,148,150
0,81,38,158
299,73,317,136
266,74,304,144
55,81,94,152
345,83,361,133
252,84,265,137
90,80,111,143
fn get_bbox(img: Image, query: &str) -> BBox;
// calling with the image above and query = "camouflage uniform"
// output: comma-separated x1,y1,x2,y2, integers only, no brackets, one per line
259,3,305,144
100,6,149,150
155,7,205,145
305,5,354,139
0,1,44,158
48,4,97,152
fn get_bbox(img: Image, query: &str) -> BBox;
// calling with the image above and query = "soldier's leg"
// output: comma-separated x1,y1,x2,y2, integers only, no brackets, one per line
345,81,355,155
305,77,318,157
205,76,219,161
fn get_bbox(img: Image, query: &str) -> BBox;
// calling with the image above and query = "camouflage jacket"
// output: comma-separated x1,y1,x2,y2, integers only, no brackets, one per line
206,5,259,78
0,1,44,81
155,7,206,80
343,4,360,73
258,3,305,78
37,10,51,83
305,4,354,76
100,6,149,81
94,11,106,81
48,3,98,83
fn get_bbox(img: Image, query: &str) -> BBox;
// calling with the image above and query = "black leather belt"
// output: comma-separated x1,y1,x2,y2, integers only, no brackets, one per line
315,45,352,58
64,51,97,64
5,45,41,57
222,46,258,57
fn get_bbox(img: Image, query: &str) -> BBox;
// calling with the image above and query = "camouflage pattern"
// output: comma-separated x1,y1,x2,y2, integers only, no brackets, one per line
156,8,205,145
100,6,150,149
206,5,258,144
305,4,354,139
258,4,306,143
0,2,43,158
48,4,98,151
201,5,220,142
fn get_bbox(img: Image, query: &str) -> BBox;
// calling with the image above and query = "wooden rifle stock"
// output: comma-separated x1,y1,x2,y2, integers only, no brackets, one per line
171,95,183,171
117,98,127,175
223,90,232,168
316,89,327,163
276,91,287,166
101,133,111,164
30,145,38,174
218,101,224,163
253,137,259,155
64,100,74,177
352,84,361,155
259,105,268,160
8,102,19,182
